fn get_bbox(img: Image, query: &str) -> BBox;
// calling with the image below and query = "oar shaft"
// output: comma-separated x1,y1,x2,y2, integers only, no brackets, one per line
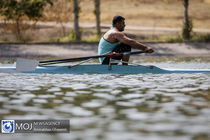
39,54,108,64
39,50,145,65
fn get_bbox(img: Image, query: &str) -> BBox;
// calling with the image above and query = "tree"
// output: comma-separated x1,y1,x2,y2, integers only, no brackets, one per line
73,0,81,41
0,0,52,40
182,0,192,40
44,0,73,36
94,0,101,37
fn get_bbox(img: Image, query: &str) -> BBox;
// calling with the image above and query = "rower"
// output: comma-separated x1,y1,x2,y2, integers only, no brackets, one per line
98,16,154,65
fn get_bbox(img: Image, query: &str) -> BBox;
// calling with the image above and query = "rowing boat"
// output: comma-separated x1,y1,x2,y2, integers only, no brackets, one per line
0,51,209,74
1,64,210,74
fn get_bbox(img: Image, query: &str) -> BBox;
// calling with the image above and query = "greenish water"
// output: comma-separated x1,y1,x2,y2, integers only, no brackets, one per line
0,58,210,140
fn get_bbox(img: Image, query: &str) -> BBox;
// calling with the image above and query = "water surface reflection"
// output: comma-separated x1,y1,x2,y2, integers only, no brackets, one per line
0,61,210,140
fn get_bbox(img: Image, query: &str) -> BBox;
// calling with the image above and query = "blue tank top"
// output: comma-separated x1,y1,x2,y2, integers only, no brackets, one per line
98,37,120,64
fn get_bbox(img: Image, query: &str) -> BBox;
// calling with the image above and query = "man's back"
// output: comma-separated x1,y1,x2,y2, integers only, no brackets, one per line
103,28,122,43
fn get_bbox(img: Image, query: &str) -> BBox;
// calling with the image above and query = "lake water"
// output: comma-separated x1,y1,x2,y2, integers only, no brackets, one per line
0,57,210,140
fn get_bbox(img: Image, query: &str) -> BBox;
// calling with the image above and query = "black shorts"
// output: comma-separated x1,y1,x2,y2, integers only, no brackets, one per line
102,43,131,65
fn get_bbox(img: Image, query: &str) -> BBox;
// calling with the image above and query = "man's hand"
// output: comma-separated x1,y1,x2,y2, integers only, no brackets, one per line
145,48,154,53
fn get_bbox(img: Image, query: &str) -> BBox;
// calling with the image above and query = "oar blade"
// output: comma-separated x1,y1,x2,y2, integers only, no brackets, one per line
16,58,39,72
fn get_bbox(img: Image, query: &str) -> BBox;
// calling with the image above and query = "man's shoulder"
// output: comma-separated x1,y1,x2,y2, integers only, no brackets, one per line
109,30,123,36
112,31,124,38
104,29,124,41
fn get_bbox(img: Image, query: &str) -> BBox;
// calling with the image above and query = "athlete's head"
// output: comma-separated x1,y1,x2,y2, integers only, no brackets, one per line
112,16,126,32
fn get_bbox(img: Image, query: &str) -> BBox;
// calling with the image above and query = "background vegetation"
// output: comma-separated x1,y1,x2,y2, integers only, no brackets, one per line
0,0,210,42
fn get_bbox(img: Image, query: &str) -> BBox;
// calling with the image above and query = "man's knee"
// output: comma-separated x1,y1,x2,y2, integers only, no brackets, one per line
121,43,131,52
113,43,131,53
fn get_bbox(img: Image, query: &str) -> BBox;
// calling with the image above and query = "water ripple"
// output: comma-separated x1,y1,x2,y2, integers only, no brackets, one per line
0,62,210,140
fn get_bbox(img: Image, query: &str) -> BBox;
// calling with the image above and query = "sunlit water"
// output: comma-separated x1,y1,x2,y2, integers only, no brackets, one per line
0,59,210,140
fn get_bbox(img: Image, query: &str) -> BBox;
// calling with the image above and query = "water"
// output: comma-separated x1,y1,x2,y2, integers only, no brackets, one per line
0,59,210,140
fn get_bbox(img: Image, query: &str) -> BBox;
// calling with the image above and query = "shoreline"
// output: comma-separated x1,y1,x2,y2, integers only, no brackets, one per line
0,42,210,58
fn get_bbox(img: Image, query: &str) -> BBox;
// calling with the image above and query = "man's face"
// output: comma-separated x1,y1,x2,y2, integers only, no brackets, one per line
116,20,126,32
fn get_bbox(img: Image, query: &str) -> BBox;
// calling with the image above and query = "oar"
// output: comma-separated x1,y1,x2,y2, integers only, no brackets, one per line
39,50,145,65
16,50,145,72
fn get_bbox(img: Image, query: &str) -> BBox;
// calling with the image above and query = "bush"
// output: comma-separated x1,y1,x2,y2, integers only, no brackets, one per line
0,0,53,41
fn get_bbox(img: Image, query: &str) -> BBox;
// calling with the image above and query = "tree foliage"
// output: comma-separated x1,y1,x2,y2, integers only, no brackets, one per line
44,0,73,36
0,0,53,20
0,0,53,40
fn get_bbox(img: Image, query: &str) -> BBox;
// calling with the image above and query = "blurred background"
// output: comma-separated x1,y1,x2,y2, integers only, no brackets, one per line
1,1,210,140
0,0,210,43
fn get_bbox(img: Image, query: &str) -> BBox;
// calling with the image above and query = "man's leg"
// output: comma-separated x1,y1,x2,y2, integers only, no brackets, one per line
102,57,110,65
102,43,131,65
122,54,130,65
112,43,131,65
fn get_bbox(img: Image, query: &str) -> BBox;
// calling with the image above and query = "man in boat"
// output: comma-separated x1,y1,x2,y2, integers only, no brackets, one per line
98,16,154,65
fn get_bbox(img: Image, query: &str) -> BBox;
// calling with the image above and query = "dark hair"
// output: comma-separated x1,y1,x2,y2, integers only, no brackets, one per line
112,16,125,26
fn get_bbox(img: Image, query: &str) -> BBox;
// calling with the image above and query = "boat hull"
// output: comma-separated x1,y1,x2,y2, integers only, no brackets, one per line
33,65,168,74
0,65,210,74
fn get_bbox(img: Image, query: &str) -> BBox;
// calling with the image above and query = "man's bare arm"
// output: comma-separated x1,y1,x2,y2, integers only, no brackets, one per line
115,32,153,53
